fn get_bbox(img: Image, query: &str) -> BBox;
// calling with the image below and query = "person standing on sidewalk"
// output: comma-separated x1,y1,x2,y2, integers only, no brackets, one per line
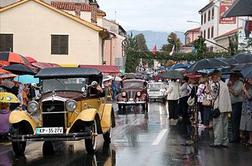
210,70,232,148
166,79,180,119
227,72,243,143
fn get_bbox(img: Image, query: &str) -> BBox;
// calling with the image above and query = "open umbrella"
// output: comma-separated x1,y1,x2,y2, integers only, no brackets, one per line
0,92,20,103
3,64,37,75
0,52,31,66
188,58,229,72
232,53,252,64
224,0,252,17
26,56,37,64
0,69,16,79
31,62,60,69
160,70,183,79
14,75,39,84
170,63,190,71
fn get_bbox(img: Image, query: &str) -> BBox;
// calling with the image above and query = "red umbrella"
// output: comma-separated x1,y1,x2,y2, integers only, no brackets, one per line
31,62,60,69
26,56,37,63
0,69,16,79
0,52,31,66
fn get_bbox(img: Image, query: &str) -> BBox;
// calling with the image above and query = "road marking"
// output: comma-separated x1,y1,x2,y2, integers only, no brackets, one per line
152,129,168,145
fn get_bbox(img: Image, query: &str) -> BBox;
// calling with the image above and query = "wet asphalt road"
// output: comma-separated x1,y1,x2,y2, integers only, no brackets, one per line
1,102,252,166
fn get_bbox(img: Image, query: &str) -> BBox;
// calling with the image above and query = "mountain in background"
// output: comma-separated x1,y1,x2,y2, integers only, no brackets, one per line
128,30,185,50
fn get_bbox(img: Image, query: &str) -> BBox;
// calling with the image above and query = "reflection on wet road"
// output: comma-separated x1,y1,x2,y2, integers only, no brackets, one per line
1,102,252,166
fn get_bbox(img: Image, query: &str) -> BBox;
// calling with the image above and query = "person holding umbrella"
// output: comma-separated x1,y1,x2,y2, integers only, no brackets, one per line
240,79,252,146
0,92,20,140
227,71,243,143
209,70,232,148
166,78,180,120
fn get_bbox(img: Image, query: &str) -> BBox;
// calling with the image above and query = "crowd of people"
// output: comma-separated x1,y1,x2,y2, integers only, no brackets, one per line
166,69,252,147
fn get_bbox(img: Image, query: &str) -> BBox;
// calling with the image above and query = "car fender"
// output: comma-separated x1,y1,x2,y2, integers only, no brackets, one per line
68,108,102,134
9,110,37,133
100,104,115,129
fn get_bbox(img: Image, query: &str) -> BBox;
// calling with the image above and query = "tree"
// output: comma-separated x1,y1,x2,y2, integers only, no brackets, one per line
193,36,207,58
135,33,149,51
228,34,238,56
161,32,182,54
124,34,140,73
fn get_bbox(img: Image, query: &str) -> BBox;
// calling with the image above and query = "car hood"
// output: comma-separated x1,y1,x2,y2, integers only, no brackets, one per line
41,91,85,101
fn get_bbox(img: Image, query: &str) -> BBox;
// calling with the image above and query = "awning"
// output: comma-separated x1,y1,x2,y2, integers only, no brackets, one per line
224,0,252,17
78,65,120,74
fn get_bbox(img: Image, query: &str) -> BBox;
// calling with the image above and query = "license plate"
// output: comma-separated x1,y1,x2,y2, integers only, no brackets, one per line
36,127,63,135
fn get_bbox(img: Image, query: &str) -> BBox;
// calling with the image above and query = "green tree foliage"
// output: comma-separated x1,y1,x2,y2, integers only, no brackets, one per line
193,36,207,58
228,34,238,56
135,33,149,51
161,32,182,53
124,34,140,73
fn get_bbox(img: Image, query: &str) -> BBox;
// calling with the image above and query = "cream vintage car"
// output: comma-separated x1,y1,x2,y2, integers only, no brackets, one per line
9,67,115,156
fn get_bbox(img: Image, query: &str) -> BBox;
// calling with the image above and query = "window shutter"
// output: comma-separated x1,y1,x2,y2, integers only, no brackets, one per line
0,34,13,51
51,35,68,55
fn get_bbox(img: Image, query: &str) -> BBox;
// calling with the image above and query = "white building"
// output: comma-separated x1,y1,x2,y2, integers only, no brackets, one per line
0,0,109,66
199,0,242,52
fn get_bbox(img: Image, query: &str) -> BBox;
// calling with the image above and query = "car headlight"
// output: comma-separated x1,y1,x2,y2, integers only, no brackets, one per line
137,91,141,97
122,92,127,97
66,100,77,112
27,101,39,113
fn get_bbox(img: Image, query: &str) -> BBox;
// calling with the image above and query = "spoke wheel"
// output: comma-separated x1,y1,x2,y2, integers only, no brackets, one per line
85,120,97,154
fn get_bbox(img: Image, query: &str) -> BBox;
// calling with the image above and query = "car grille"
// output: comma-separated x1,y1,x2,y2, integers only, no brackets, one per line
127,91,136,100
42,100,65,129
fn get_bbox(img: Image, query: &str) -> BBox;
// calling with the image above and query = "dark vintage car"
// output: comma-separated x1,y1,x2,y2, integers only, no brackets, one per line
9,68,115,156
117,79,148,114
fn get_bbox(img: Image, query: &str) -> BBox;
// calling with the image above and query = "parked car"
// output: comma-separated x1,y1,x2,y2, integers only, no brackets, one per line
117,79,148,114
9,67,115,156
147,82,167,102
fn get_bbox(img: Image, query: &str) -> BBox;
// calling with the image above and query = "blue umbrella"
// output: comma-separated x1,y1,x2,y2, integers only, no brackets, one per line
170,63,189,70
14,75,39,84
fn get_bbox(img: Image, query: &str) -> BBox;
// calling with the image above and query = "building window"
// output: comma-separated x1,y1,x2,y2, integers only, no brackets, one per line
51,35,69,55
0,34,13,52
211,26,214,38
208,10,211,21
204,13,206,24
207,28,210,39
201,15,203,25
212,8,214,19
203,30,206,39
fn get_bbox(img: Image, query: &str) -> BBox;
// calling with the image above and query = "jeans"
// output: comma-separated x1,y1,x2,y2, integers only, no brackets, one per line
213,113,229,146
203,106,212,126
168,100,178,119
231,102,242,141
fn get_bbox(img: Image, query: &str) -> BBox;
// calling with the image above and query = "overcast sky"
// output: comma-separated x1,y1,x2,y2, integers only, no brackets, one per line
98,0,209,32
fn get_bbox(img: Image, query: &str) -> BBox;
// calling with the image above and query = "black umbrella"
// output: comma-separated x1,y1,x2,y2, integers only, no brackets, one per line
224,0,252,17
220,57,239,65
160,70,183,79
232,63,252,77
3,64,37,75
232,53,252,64
188,58,229,72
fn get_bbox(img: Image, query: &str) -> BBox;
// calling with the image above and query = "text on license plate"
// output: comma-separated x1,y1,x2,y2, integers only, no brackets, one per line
36,127,63,134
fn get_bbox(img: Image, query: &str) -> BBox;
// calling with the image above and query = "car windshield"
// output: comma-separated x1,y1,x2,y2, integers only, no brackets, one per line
148,83,164,91
42,78,88,93
123,81,144,89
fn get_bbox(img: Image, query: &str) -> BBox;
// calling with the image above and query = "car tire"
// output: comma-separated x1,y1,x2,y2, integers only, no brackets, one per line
43,141,55,156
11,126,26,156
85,120,98,154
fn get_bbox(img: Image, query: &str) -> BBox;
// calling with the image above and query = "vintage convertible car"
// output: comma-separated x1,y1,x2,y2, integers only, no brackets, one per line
9,67,115,156
147,82,167,102
117,79,148,114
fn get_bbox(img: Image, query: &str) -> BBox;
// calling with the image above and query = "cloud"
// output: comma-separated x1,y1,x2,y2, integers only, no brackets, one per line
98,0,209,32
